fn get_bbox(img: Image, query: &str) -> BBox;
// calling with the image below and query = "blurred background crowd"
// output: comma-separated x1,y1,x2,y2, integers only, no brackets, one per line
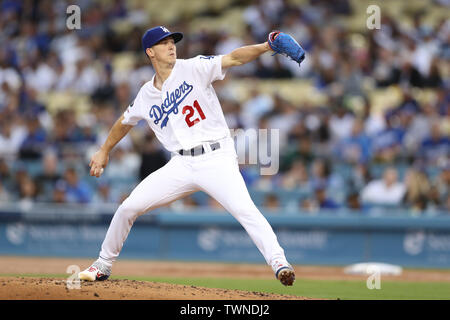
0,0,448,215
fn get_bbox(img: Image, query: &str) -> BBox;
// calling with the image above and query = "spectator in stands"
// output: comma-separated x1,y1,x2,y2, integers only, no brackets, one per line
374,47,398,88
57,167,92,204
410,195,429,214
361,167,406,205
280,159,310,190
349,162,373,191
0,158,13,189
313,108,332,147
92,180,116,204
214,31,244,57
402,102,437,157
286,117,310,145
346,191,365,212
419,123,449,166
361,99,385,137
394,89,421,116
0,50,22,112
281,133,314,172
340,59,364,96
52,181,67,204
402,168,431,210
113,81,133,111
300,198,318,214
240,86,273,130
139,133,168,181
371,111,405,163
91,63,115,104
243,0,272,43
19,85,48,120
389,57,427,88
423,57,443,88
58,54,101,95
270,56,294,79
18,175,38,205
263,193,280,212
328,104,355,143
11,168,29,200
0,119,27,161
0,180,11,203
19,116,47,160
309,158,343,192
50,110,85,156
254,58,277,78
313,49,339,89
104,146,140,180
299,184,340,213
22,52,58,93
334,118,371,164
427,167,450,212
267,99,300,151
426,185,444,213
435,88,449,117
314,185,340,210
443,195,450,214
434,167,449,201
252,173,280,192
182,196,200,209
35,150,62,201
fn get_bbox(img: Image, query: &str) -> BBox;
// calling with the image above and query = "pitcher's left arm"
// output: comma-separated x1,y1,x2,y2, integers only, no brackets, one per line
222,31,305,70
221,42,272,69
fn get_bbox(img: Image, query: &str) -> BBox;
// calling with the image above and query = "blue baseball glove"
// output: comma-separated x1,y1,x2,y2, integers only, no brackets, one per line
267,31,305,66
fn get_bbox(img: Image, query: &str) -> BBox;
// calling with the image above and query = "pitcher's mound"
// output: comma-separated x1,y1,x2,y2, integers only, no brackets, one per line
0,277,312,300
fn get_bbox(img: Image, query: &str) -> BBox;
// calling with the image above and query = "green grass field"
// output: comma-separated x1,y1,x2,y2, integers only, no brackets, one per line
4,273,450,300
116,276,450,300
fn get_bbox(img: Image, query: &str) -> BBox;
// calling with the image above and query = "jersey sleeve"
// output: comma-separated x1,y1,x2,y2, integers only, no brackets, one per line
121,87,145,126
190,55,227,87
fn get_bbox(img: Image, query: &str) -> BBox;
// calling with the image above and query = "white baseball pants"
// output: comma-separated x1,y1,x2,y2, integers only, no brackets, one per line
98,137,287,268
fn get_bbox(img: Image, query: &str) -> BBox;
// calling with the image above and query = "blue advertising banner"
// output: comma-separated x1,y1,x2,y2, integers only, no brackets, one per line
0,208,450,268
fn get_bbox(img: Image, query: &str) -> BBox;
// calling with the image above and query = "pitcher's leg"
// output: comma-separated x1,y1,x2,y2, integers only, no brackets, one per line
98,156,196,266
195,153,287,266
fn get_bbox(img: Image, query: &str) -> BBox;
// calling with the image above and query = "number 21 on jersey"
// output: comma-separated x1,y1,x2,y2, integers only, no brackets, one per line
182,100,206,127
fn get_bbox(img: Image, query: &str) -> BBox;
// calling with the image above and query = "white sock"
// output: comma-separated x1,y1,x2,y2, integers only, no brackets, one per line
97,257,113,269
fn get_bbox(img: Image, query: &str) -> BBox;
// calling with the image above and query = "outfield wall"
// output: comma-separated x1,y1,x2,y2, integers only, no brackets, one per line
0,205,450,268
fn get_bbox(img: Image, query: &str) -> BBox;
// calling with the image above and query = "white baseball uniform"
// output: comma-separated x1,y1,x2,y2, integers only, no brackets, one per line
98,55,288,270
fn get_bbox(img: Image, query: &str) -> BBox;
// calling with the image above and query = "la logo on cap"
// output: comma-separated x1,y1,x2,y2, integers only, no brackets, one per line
160,26,170,33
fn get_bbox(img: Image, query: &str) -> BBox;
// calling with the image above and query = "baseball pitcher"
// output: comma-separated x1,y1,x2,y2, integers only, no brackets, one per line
79,26,305,286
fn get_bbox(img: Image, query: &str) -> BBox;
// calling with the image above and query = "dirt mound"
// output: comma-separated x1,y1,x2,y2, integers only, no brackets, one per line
0,277,309,300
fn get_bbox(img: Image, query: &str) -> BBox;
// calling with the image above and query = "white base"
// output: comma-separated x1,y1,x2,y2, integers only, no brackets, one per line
344,262,403,276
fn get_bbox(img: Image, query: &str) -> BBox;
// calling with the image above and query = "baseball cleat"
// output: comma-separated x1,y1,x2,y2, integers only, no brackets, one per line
78,260,111,281
277,267,296,286
272,260,296,286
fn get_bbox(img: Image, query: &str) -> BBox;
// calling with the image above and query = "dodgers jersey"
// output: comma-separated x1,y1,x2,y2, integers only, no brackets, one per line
122,55,230,152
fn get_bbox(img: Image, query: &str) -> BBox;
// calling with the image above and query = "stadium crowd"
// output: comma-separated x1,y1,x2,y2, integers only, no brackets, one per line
0,0,448,215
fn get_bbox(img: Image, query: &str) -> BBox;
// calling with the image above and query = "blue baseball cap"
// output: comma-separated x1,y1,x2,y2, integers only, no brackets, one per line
142,26,183,52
